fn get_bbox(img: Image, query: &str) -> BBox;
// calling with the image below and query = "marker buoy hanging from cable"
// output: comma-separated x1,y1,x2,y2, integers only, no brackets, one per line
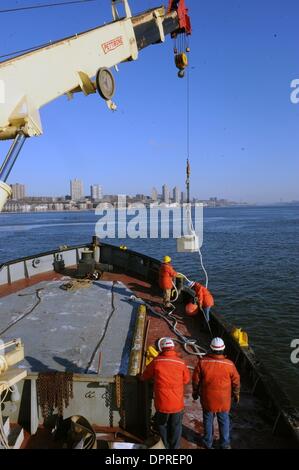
176,58,199,251
177,60,199,251
175,67,209,287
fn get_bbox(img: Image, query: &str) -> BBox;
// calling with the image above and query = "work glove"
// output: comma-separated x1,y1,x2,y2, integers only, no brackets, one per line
192,391,199,401
233,393,240,405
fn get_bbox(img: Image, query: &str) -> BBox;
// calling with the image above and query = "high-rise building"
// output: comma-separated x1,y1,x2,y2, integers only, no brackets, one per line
90,184,103,201
181,191,187,204
162,184,170,204
209,197,217,207
70,179,84,201
151,187,158,202
11,183,26,200
173,186,180,204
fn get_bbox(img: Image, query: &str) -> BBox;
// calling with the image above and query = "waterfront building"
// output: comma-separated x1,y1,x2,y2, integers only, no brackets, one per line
162,184,170,204
151,187,158,202
173,186,180,204
70,179,84,201
11,183,26,200
90,184,103,201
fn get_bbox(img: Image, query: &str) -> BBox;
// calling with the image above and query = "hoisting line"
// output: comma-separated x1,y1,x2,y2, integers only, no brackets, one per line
185,66,209,289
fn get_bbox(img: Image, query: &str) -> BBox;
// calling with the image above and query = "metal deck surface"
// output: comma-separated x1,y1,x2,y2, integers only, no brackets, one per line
0,278,137,375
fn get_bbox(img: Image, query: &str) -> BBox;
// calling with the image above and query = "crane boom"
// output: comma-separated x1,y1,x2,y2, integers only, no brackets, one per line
0,0,191,211
0,3,190,140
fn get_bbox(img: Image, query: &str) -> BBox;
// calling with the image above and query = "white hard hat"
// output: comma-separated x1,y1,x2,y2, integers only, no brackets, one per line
210,337,225,351
160,337,175,350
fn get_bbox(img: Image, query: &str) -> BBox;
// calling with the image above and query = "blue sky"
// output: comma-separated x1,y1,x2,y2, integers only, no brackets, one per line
0,0,298,203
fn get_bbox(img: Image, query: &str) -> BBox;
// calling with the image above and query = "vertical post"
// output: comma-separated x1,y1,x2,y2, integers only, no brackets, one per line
123,0,132,18
111,0,132,20
0,133,26,182
30,379,39,435
128,304,147,376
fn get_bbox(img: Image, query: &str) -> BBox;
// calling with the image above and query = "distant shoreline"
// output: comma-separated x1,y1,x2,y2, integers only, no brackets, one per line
1,204,298,215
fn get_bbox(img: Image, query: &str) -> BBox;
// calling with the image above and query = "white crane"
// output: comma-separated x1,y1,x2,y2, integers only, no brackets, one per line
0,0,191,210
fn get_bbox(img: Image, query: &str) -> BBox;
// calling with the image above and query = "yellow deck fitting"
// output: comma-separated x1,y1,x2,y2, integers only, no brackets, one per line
232,327,249,348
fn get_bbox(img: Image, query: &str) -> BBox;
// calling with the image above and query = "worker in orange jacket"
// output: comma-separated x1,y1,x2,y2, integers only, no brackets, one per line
141,337,190,449
189,281,214,322
159,256,178,307
192,337,240,449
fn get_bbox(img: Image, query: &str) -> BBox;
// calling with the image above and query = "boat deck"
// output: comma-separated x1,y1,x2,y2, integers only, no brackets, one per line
0,269,294,449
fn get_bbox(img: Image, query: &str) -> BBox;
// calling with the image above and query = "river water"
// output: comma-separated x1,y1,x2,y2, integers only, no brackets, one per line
0,205,298,405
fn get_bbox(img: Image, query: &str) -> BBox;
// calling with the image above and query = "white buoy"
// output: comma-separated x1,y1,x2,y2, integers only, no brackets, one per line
176,159,200,253
0,181,12,211
177,232,199,253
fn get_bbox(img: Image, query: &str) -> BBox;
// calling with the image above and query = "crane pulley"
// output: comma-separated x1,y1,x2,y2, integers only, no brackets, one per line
168,0,191,78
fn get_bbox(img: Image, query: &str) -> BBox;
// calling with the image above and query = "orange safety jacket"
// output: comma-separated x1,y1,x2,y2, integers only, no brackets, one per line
141,349,190,414
192,354,240,413
193,282,214,308
159,263,177,290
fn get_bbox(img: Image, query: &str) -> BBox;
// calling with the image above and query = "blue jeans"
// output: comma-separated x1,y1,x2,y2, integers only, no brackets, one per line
202,410,230,449
203,306,211,322
155,411,183,449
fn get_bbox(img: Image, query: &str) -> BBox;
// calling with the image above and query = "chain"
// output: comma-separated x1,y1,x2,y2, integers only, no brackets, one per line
121,377,126,430
36,372,73,419
115,375,121,409
103,384,114,427
115,375,126,430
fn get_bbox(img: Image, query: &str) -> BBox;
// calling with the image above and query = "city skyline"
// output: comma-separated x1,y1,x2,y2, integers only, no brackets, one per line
7,159,298,203
7,178,298,205
5,176,299,212
7,180,236,203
